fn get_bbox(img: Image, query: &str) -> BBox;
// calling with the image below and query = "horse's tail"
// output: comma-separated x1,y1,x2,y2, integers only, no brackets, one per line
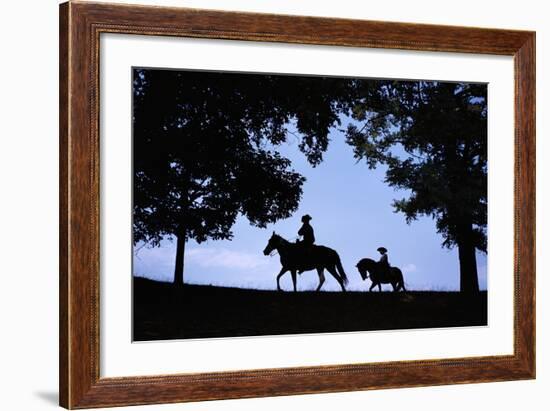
394,268,406,291
336,254,349,285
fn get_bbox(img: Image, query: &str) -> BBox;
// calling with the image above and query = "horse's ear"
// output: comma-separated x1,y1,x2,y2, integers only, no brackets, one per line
272,231,275,235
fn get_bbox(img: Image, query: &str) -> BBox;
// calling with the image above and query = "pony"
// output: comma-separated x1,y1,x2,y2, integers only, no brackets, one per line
263,232,348,292
355,258,406,292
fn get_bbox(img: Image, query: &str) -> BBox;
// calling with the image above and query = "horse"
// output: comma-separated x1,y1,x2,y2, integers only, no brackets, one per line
263,232,348,292
355,258,406,292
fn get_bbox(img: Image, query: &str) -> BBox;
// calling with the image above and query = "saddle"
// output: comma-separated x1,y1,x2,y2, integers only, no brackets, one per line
377,263,393,279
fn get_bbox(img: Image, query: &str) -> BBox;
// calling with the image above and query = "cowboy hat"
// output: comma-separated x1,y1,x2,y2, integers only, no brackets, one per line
301,214,312,221
377,247,388,253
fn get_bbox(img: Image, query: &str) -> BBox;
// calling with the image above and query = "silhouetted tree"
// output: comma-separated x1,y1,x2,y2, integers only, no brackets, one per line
346,80,487,293
133,69,351,284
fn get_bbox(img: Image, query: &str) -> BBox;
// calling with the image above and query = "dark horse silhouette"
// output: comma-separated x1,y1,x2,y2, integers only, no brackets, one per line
355,258,406,292
263,232,348,292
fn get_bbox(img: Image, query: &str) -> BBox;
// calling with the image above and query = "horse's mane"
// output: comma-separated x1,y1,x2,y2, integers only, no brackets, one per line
273,233,291,244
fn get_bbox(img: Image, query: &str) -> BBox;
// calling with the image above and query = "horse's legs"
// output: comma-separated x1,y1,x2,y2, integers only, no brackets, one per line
369,282,376,292
276,268,288,291
291,270,297,292
315,268,325,292
326,265,345,292
378,283,382,292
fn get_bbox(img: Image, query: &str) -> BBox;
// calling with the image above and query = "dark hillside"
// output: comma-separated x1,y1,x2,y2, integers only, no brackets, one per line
133,277,487,341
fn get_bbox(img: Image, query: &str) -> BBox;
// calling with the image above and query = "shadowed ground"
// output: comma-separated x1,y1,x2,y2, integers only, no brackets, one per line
133,277,487,341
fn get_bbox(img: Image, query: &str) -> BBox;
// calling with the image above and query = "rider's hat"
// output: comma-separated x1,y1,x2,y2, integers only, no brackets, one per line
301,214,312,222
377,247,388,253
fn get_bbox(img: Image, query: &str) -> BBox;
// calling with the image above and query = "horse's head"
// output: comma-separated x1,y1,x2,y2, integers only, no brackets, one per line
356,258,376,281
263,232,281,256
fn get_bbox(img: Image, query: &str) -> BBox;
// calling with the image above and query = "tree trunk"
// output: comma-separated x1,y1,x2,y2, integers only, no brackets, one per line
173,231,186,286
457,227,480,294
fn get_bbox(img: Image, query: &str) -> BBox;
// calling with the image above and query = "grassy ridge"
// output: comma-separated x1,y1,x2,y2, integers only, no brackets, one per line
133,277,487,341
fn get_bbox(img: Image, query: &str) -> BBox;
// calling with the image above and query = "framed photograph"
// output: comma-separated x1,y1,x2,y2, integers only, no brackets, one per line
59,1,535,408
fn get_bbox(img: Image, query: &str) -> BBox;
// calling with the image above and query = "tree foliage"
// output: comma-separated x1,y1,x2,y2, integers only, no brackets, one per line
133,69,351,283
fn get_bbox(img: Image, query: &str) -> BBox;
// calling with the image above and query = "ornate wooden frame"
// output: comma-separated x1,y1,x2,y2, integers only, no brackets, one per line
59,1,535,408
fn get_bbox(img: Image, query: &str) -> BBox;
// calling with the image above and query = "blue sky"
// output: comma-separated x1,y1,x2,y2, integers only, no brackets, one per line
133,120,487,291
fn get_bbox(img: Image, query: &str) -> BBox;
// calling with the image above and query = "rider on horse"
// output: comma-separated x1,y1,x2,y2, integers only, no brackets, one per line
297,214,315,273
298,214,315,246
377,246,390,277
